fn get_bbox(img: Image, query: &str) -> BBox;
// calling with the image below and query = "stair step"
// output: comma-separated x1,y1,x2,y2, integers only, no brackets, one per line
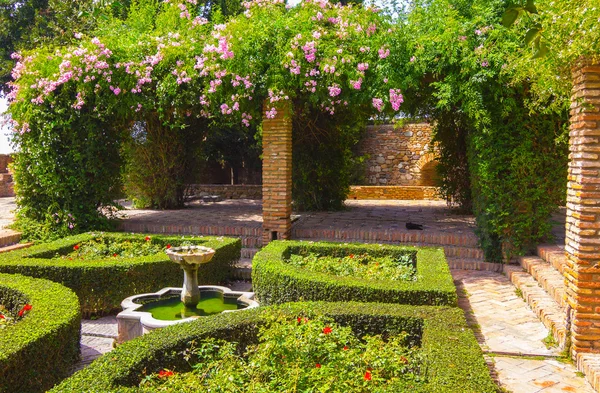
446,258,503,272
0,231,21,248
232,258,252,280
241,247,258,259
537,244,568,274
577,353,600,393
505,265,568,349
519,255,566,308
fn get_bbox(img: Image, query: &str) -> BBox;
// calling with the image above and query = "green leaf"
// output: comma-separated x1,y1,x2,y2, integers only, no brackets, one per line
525,28,540,45
502,8,521,28
525,0,538,14
532,41,549,59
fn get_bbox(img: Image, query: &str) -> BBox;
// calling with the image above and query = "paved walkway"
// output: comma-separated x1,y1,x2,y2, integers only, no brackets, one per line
118,199,477,236
452,269,594,392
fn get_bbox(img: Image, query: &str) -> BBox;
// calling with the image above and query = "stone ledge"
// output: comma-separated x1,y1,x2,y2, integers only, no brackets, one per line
348,186,442,200
446,258,502,272
505,265,568,350
577,353,600,393
519,255,567,308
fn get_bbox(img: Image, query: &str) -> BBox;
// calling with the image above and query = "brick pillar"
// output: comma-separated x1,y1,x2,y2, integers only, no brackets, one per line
565,59,600,357
262,101,292,245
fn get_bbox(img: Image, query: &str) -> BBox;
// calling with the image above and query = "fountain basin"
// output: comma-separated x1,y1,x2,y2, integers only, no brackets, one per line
117,286,258,343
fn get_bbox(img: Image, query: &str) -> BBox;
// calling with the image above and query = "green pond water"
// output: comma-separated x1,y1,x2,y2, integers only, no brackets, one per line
139,292,241,320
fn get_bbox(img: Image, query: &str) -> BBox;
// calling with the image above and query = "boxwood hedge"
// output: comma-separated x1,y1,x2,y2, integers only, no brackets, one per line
0,233,241,317
252,241,457,306
51,302,497,392
0,273,81,393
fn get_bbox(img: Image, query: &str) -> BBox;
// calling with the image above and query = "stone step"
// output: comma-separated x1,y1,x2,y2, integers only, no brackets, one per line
241,247,258,259
537,244,568,274
292,228,479,248
577,353,600,393
232,258,252,280
0,230,20,247
505,265,568,349
446,258,503,272
519,255,567,309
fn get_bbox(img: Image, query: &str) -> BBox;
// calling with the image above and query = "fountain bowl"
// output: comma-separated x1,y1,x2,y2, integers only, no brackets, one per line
166,245,216,265
117,285,258,343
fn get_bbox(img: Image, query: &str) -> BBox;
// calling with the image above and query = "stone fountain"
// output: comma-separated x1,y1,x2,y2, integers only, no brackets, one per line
116,245,258,343
166,245,216,307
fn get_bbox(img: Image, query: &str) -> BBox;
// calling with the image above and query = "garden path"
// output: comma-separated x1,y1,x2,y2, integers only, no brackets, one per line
452,269,594,392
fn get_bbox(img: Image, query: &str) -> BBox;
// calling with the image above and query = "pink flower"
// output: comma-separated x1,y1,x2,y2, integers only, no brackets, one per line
372,98,384,112
410,56,416,62
113,87,121,96
481,61,489,67
328,85,341,97
357,63,369,72
378,48,390,59
351,78,362,90
389,89,404,111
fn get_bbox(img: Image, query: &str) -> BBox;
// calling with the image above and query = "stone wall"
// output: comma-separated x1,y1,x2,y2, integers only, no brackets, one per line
188,184,262,199
348,186,441,200
564,60,600,357
356,123,438,186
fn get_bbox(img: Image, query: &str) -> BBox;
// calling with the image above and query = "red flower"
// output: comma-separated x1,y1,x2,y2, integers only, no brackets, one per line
18,309,24,317
297,317,302,324
113,253,118,257
0,314,5,319
400,356,408,364
323,326,332,335
158,370,174,378
349,254,354,258
145,236,151,241
23,304,32,311
315,363,321,368
364,370,372,381
343,345,349,351
73,245,79,250
166,244,171,249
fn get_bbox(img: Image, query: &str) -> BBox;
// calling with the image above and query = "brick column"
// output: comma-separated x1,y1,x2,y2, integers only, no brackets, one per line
262,101,292,245
565,59,600,356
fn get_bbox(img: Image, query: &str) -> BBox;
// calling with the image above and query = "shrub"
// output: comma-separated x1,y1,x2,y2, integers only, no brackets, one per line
50,302,497,393
0,232,241,317
0,273,81,393
252,241,457,306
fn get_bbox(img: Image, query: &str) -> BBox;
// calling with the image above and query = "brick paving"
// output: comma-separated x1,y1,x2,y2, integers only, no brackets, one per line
453,269,594,392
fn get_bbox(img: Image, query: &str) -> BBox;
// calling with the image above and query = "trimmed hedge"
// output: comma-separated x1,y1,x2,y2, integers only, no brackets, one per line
0,233,241,317
51,302,497,392
252,241,457,306
0,273,81,393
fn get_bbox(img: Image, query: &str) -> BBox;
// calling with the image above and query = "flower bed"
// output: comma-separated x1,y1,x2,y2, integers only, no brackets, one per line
0,273,80,393
50,302,497,392
252,241,457,306
0,233,241,317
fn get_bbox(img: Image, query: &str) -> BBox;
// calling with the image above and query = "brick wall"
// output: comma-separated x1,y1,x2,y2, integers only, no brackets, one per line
188,184,262,199
262,102,292,244
0,154,14,197
564,60,600,357
356,123,438,186
348,186,441,200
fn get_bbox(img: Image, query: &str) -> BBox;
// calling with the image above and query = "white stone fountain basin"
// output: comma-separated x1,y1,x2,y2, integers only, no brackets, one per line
166,245,216,307
117,286,258,343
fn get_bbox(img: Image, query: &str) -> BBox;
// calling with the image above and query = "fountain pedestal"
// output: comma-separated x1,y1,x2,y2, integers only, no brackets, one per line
166,245,216,307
